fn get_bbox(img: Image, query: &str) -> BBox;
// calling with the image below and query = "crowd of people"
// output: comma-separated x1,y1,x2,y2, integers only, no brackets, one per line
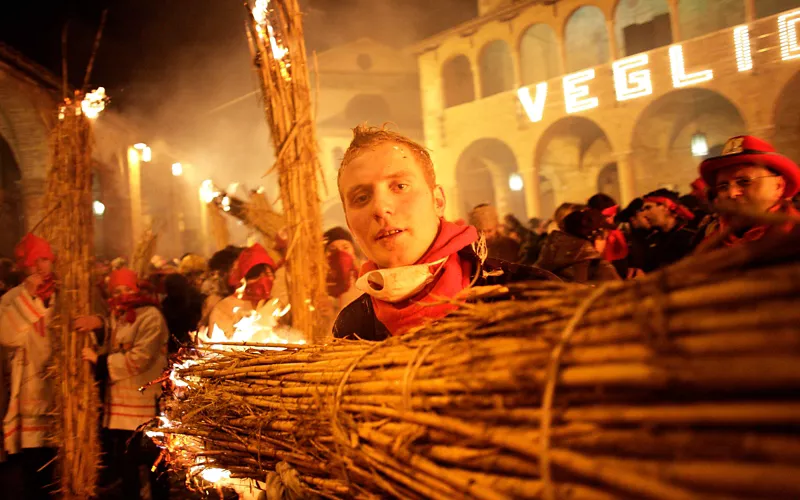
0,129,797,498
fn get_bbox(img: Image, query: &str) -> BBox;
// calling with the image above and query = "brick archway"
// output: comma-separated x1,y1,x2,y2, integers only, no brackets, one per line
630,88,746,195
534,116,615,213
455,138,525,220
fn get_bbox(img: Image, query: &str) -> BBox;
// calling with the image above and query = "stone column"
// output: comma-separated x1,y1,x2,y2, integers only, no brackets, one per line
667,0,681,42
470,58,482,100
744,0,755,22
616,153,637,205
607,19,619,59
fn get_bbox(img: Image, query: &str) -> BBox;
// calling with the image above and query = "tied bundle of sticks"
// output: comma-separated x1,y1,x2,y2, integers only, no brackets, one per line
131,221,160,277
245,0,327,343
41,94,103,497
153,228,800,499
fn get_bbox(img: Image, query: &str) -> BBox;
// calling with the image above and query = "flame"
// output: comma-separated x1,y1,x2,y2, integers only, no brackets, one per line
199,180,219,204
169,358,200,388
81,87,108,119
199,467,231,484
200,298,300,351
252,0,291,81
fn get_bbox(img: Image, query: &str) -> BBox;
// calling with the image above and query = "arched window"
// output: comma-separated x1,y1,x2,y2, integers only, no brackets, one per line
597,163,621,202
565,6,609,73
441,55,475,107
0,134,22,258
479,40,514,98
539,176,556,219
344,95,392,126
677,0,744,40
519,24,559,84
614,0,672,57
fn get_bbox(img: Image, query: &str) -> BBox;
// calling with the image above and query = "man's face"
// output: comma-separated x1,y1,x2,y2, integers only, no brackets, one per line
340,142,445,268
641,201,672,230
26,258,53,277
112,285,135,298
714,164,785,214
632,211,651,230
326,240,356,260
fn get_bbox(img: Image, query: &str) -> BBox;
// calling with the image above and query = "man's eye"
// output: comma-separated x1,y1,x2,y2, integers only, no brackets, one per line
352,194,369,205
396,183,409,191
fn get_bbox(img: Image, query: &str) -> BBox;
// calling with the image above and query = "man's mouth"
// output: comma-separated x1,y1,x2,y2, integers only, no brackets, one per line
375,228,405,241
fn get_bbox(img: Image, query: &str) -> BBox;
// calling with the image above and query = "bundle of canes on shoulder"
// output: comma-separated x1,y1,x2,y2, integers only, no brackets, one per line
149,218,800,500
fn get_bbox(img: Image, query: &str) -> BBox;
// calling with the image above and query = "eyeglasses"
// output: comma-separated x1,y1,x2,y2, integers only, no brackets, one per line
715,175,778,193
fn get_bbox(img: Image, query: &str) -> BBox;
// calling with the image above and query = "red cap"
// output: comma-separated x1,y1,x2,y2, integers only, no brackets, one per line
237,243,276,280
14,233,54,268
109,268,139,292
699,136,800,198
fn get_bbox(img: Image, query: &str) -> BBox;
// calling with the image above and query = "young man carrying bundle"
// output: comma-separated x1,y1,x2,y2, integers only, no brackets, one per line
696,135,800,250
0,233,57,499
333,125,555,341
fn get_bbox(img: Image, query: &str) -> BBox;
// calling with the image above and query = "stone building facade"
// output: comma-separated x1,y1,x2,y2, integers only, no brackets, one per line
409,0,800,221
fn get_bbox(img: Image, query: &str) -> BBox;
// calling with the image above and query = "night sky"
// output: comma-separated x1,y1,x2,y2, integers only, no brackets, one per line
1,0,476,188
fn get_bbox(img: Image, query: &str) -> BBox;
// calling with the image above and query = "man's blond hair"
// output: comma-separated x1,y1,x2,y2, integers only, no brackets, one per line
337,124,436,201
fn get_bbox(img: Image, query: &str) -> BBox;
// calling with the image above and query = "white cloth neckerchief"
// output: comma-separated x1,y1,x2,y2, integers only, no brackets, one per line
355,257,449,303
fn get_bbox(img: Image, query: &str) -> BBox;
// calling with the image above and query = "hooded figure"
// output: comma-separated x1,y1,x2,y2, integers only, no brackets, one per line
535,209,621,283
209,243,277,337
0,233,57,497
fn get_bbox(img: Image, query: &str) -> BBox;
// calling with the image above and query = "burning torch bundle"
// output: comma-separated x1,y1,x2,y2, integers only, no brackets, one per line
152,231,800,499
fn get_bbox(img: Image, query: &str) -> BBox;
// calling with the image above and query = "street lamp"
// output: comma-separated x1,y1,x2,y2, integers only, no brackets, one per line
172,162,183,177
134,143,152,162
93,200,106,216
509,173,524,192
691,132,709,157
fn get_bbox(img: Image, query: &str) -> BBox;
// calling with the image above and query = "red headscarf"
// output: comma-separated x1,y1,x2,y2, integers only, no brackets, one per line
107,269,158,323
15,233,54,269
233,243,277,308
361,220,478,336
644,196,695,221
327,250,358,298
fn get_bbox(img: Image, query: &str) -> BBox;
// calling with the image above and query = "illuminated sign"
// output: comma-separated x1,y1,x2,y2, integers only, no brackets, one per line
563,70,599,114
516,9,799,123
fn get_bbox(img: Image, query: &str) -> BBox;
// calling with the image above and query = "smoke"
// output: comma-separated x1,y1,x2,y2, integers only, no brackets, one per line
93,0,476,255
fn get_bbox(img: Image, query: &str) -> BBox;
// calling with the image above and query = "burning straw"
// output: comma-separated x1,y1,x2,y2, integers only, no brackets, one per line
245,0,328,344
42,88,107,498
151,230,800,498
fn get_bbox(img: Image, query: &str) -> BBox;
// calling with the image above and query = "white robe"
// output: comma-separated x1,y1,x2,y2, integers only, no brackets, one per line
103,306,168,431
0,285,54,454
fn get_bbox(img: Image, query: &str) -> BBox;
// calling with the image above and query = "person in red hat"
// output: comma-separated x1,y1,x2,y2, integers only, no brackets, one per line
208,242,278,337
639,188,698,271
0,233,57,498
75,268,169,499
696,135,800,250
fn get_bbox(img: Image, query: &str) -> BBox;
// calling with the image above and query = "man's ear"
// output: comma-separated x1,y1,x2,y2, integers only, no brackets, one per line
775,176,787,199
433,185,446,217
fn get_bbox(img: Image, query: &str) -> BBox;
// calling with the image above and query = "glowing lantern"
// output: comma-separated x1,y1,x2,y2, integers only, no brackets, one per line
508,173,524,192
691,132,709,157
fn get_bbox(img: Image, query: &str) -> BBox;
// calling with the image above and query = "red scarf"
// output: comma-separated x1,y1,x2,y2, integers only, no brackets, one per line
35,273,56,303
717,202,800,247
602,229,629,261
109,293,160,324
361,220,478,336
327,250,358,298
241,275,274,308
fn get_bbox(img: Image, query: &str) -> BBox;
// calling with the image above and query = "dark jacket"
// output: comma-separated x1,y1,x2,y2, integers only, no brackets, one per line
332,247,558,342
534,231,621,283
643,222,698,272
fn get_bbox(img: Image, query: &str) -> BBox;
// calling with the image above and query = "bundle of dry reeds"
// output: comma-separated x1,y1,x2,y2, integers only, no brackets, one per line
131,222,159,276
42,92,100,498
245,0,328,343
153,230,800,499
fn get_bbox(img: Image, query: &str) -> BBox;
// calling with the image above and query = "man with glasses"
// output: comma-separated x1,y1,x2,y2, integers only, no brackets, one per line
697,135,800,250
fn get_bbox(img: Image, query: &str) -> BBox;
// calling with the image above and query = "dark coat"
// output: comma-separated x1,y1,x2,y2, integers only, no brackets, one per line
534,231,621,283
643,222,698,272
332,247,558,342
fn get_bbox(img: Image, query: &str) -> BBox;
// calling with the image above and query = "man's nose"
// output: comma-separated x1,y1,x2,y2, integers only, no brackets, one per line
371,188,395,219
726,184,744,198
